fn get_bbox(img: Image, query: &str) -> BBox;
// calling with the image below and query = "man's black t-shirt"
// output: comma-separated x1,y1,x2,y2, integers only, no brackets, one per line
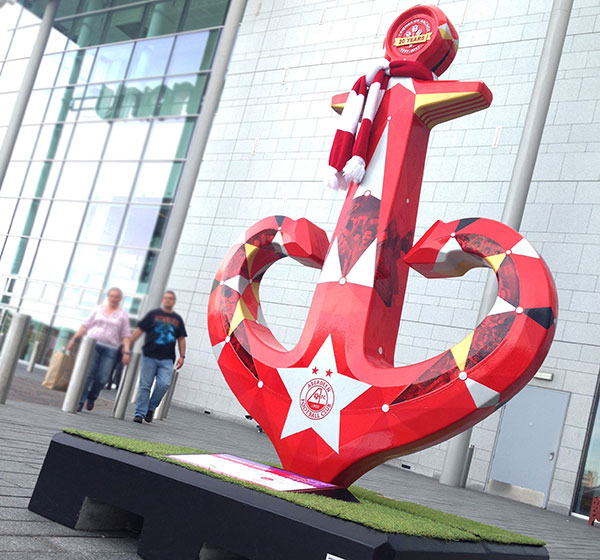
138,308,187,361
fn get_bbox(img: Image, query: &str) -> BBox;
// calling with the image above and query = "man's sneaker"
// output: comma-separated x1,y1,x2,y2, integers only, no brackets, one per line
133,415,143,423
76,404,82,412
144,410,154,423
85,401,94,411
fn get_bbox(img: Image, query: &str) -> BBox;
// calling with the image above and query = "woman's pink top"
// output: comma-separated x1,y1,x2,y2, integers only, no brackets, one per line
83,306,131,347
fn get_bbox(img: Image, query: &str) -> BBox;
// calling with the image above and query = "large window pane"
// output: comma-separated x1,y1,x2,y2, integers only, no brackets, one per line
12,125,39,160
103,6,146,44
92,162,137,202
31,240,72,282
89,43,133,83
56,49,96,86
158,74,207,116
46,86,86,123
43,201,87,241
144,118,193,160
33,53,62,88
0,93,17,125
119,205,170,249
21,161,60,198
63,13,109,49
0,58,28,93
33,123,75,160
103,120,149,161
169,29,219,73
132,161,181,203
127,36,173,79
0,199,17,235
106,247,156,294
67,243,111,288
9,198,51,239
55,161,99,200
120,78,162,118
67,122,109,160
6,25,40,60
80,203,126,245
1,161,29,196
574,404,600,517
182,0,230,31
23,90,51,124
145,1,186,38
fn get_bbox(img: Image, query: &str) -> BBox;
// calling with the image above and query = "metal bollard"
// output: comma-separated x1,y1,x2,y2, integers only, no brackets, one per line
155,368,179,421
26,340,41,372
0,313,31,404
113,352,141,420
62,336,96,413
129,368,140,404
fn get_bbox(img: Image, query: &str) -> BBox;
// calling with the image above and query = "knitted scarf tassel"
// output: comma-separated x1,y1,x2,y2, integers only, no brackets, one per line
326,61,433,191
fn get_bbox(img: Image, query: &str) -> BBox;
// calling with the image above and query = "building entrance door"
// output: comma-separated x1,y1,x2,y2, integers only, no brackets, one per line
488,385,569,508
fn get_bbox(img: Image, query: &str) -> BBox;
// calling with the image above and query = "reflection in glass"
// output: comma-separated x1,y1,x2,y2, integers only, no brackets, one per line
132,161,182,203
62,12,109,49
574,403,600,516
183,1,229,31
56,49,96,86
169,32,211,74
54,162,99,200
103,6,146,44
107,247,157,294
146,0,185,38
21,161,59,198
80,203,126,245
127,36,173,80
67,122,109,160
33,53,62,88
46,87,85,123
67,243,111,288
9,198,51,239
158,74,207,116
119,205,170,249
92,162,137,202
89,43,133,83
43,201,87,241
7,25,41,60
28,199,51,238
33,123,75,161
103,120,150,161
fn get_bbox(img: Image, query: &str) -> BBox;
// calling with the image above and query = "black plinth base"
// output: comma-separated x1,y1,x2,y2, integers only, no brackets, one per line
29,433,548,560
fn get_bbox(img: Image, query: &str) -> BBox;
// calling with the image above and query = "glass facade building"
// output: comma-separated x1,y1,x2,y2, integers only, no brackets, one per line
0,0,230,363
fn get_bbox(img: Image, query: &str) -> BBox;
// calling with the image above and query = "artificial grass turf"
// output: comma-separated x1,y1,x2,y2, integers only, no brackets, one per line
64,429,544,547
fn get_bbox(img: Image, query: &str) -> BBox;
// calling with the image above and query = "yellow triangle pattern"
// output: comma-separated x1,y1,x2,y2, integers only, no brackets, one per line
484,253,506,273
245,243,260,275
251,281,260,302
450,331,474,371
228,298,255,335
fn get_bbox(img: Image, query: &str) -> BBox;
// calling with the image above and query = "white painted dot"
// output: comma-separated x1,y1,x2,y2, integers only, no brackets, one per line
258,380,264,388
450,232,456,238
225,336,231,343
248,279,253,284
387,116,391,121
459,371,467,381
382,404,390,413
278,226,282,231
406,198,410,204
364,190,371,197
220,280,225,286
505,249,512,255
516,306,524,314
339,277,347,285
378,346,383,355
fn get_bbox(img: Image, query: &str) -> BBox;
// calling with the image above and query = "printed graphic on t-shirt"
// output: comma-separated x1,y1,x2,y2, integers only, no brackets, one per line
153,319,176,346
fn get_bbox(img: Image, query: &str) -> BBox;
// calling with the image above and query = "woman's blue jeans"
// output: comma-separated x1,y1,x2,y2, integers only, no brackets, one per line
79,342,119,408
134,356,174,417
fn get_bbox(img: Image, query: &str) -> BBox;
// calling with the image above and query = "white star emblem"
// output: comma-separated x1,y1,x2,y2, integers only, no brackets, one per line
278,336,371,453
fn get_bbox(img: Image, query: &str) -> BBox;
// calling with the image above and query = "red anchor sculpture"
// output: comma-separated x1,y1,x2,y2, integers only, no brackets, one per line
208,5,557,487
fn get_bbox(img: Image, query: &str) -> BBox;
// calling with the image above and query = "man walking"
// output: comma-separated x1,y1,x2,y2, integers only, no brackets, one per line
130,291,187,424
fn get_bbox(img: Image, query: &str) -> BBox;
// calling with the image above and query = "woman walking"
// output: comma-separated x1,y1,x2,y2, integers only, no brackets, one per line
67,287,131,412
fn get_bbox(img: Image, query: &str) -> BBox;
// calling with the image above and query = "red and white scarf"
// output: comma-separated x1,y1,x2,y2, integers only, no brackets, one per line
326,60,434,191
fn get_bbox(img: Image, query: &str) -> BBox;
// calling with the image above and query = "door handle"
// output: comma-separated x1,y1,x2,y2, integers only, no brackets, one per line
549,452,555,461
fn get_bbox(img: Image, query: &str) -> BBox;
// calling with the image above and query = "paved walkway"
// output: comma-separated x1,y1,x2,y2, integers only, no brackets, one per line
1,364,599,559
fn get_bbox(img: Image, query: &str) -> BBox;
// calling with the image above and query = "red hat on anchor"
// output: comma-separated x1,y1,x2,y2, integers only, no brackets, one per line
384,5,459,77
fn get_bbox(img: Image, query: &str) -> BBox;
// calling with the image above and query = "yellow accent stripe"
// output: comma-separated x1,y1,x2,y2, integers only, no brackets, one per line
251,281,260,302
228,298,255,335
424,99,489,128
245,243,260,274
484,253,506,273
451,331,474,371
